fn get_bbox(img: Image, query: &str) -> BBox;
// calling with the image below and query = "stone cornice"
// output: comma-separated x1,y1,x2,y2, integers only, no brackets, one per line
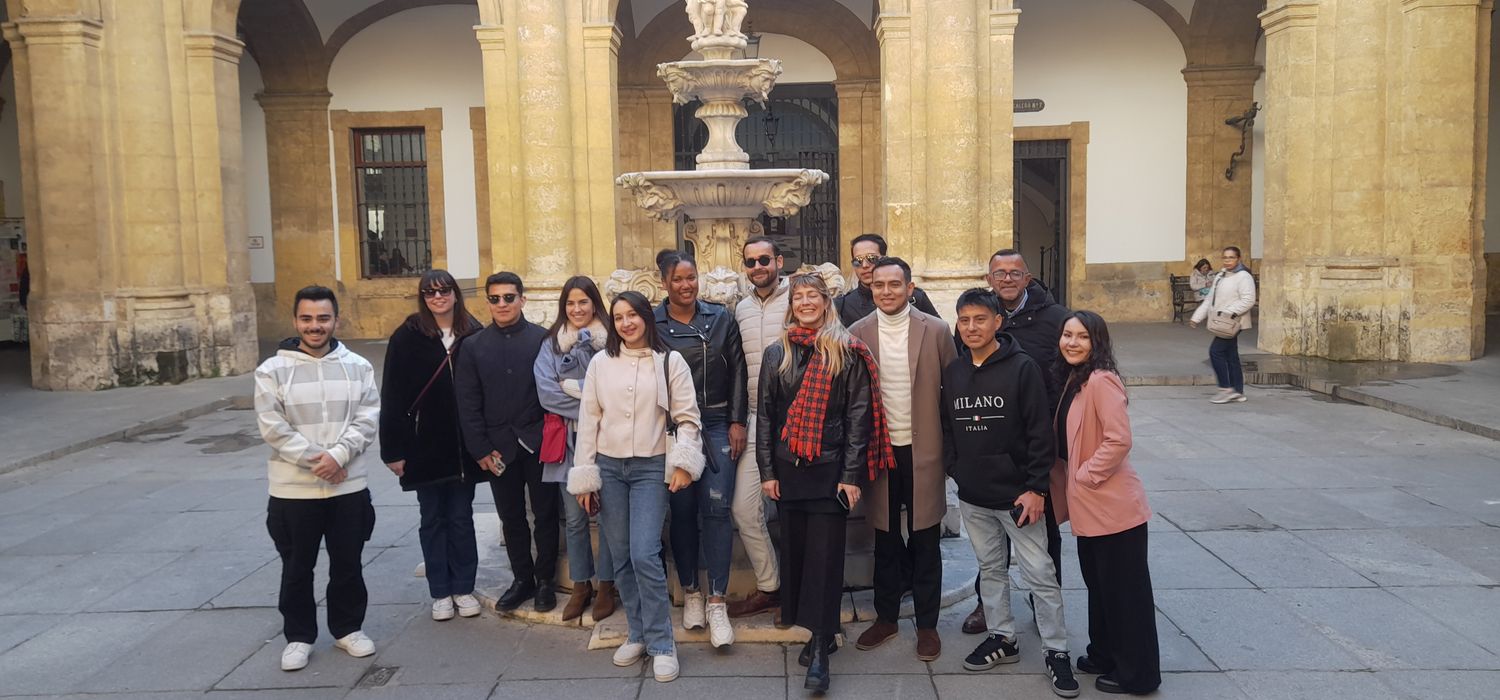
875,14,911,44
255,90,333,112
1401,0,1489,10
581,22,622,53
1181,64,1264,88
8,16,104,48
184,31,245,64
474,24,506,50
1260,2,1319,37
989,8,1020,36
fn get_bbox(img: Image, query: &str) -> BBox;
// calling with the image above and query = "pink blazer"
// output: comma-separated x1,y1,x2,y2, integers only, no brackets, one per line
1050,370,1152,537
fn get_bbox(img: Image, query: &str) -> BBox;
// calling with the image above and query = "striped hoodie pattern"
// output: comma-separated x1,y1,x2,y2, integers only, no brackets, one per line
254,339,381,499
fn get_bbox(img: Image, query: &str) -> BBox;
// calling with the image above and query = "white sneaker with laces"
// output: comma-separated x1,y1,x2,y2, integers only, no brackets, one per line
432,596,455,621
454,593,482,618
683,590,706,630
653,651,680,682
1210,390,1237,404
706,601,734,648
334,630,376,658
613,641,647,667
280,642,311,671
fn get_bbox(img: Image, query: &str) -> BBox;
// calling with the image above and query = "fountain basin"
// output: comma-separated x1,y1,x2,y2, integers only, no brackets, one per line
616,168,829,221
658,58,783,106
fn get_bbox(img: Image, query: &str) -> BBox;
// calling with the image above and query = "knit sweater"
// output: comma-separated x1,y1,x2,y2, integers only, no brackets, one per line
566,347,706,495
254,338,380,499
877,303,914,446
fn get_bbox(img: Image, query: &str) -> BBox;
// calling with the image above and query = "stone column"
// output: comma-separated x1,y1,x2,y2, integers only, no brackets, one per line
835,79,882,259
923,0,981,276
983,7,1020,263
256,91,337,334
1182,65,1261,265
513,0,579,292
875,6,915,269
580,22,623,276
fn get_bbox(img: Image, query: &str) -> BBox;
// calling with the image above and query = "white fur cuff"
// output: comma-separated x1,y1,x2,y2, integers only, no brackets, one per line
567,464,602,495
668,439,707,481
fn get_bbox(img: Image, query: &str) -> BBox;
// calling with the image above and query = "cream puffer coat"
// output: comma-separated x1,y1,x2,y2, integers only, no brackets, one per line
1191,268,1256,331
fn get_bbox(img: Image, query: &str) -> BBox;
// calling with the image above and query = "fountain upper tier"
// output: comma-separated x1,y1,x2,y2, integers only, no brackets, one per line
616,168,829,222
658,58,782,170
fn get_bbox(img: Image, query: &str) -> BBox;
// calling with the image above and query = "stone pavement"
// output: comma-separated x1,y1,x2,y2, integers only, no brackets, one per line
1,382,1499,699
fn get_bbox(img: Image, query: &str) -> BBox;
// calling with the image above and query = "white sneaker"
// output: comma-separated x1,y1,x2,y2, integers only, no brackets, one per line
280,642,311,671
432,596,455,621
1209,388,1233,403
613,641,647,667
334,630,376,658
706,601,734,648
653,651,680,682
454,593,482,618
683,590,706,630
1229,392,1247,403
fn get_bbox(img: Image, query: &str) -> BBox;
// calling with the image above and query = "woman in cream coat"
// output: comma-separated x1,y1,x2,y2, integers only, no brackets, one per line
1190,246,1256,404
566,290,704,683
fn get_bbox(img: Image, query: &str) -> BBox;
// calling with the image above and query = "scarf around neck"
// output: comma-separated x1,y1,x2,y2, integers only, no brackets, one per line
780,326,896,481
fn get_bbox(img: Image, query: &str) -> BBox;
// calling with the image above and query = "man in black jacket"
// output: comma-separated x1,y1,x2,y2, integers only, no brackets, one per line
942,289,1077,698
455,271,559,612
835,233,939,328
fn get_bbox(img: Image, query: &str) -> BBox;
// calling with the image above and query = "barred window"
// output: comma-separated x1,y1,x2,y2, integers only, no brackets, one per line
354,128,431,278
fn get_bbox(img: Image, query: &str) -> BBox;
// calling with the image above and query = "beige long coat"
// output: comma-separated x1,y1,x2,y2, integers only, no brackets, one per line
849,308,957,532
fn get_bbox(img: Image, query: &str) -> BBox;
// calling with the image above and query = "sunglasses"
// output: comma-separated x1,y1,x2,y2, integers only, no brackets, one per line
850,254,882,268
420,286,454,299
743,255,775,269
486,293,519,305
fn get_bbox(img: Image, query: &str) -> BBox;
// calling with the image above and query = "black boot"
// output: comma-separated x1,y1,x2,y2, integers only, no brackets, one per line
533,578,557,613
804,634,832,693
497,577,536,611
798,635,839,667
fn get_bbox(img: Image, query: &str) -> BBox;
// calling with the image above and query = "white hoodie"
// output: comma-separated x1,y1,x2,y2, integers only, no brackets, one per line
254,339,381,499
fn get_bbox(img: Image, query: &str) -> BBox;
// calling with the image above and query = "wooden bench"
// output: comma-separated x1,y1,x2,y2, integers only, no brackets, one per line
1171,272,1261,323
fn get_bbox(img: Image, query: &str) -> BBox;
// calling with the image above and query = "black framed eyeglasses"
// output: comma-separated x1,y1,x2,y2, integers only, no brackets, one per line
743,255,774,269
851,254,882,268
420,286,454,299
988,270,1028,281
486,293,519,305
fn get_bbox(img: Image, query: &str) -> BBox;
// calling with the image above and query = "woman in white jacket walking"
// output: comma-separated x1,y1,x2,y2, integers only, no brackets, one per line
566,290,705,683
1190,246,1257,403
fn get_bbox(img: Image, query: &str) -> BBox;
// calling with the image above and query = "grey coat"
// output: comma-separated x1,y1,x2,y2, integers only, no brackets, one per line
532,321,607,482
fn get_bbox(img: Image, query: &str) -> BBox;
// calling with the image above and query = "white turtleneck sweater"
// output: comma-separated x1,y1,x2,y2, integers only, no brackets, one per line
877,303,913,447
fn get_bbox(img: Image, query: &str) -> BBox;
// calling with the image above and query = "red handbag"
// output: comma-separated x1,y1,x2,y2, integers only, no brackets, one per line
539,413,568,464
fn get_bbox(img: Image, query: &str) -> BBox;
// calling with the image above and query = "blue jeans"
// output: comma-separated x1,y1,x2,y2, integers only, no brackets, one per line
1209,334,1244,393
414,480,478,599
667,413,737,596
561,483,613,583
598,454,675,656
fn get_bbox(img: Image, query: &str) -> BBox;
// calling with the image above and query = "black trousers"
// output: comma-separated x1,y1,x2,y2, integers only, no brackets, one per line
779,505,847,637
979,495,1063,599
266,489,375,644
488,450,560,583
1077,523,1160,693
874,445,942,629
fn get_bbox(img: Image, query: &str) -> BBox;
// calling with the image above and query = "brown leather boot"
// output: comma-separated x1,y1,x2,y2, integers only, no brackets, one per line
916,628,941,661
726,589,779,618
560,581,593,622
591,581,618,621
961,602,987,635
855,621,899,650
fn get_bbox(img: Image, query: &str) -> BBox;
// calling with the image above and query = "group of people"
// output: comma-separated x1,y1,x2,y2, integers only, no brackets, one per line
252,231,1192,697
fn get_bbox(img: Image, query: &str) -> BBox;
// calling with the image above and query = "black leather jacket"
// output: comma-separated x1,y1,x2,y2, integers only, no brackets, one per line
655,300,749,425
756,341,872,499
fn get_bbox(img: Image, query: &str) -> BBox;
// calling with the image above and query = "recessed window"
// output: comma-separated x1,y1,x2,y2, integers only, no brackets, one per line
353,128,431,278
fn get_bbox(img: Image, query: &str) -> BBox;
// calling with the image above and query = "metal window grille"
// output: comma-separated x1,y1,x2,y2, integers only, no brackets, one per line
353,128,431,278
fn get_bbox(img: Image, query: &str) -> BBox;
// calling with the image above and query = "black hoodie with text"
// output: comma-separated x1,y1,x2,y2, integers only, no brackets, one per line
940,332,1055,511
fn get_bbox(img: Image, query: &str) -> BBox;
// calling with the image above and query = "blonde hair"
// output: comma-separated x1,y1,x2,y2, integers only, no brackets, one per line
777,273,853,377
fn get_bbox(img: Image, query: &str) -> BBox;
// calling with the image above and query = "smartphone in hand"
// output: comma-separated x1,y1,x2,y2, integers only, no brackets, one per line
1010,503,1026,525
585,493,601,517
836,488,852,512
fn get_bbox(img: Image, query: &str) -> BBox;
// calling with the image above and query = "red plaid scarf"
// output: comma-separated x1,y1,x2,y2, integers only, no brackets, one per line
780,326,897,480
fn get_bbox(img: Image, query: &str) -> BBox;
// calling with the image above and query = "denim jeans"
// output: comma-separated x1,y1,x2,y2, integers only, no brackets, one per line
561,483,613,583
961,500,1067,650
1209,334,1244,393
598,454,675,656
414,480,478,598
668,412,737,596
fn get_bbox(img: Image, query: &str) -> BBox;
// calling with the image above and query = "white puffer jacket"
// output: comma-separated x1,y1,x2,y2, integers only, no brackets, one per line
1192,268,1257,330
735,277,790,414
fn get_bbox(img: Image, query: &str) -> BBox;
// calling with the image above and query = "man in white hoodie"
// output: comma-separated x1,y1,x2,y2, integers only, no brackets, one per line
254,286,382,672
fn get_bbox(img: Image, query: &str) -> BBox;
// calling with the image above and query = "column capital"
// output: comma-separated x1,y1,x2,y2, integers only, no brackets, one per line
1181,64,1263,88
184,31,245,64
875,14,912,44
1401,0,1490,10
581,22,622,53
989,8,1020,36
1260,2,1319,37
255,90,333,112
474,23,506,49
5,16,104,47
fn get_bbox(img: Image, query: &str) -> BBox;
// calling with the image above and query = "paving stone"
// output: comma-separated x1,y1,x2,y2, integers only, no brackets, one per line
1399,486,1500,526
1054,589,1217,674
363,546,438,606
0,614,55,655
1146,532,1254,590
214,603,419,691
2,510,170,555
500,620,640,680
1315,488,1481,528
487,678,642,700
375,610,522,686
0,478,99,516
1375,670,1500,700
42,478,180,514
788,672,933,698
0,551,181,614
1293,529,1495,587
674,638,788,676
0,610,186,695
820,619,932,677
108,508,262,553
0,511,89,552
1395,525,1500,582
1383,586,1500,657
347,683,496,700
91,548,272,612
0,554,80,598
1226,671,1402,700
1188,530,1375,588
1224,488,1385,530
1270,588,1500,670
1155,589,1366,671
1148,491,1274,532
75,608,281,693
642,675,785,699
932,674,1067,699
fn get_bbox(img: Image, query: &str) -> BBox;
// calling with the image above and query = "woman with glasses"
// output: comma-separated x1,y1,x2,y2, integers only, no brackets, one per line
533,275,617,623
567,290,704,682
836,233,939,328
652,249,749,648
1189,246,1257,404
378,270,487,622
759,273,892,693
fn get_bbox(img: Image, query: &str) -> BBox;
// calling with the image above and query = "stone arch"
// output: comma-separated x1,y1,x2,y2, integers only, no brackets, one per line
238,0,328,92
186,0,241,35
325,0,478,65
624,0,878,84
1126,0,1190,56
1184,0,1262,67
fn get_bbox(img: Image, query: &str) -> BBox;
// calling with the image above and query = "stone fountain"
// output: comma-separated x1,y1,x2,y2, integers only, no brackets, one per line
616,0,830,302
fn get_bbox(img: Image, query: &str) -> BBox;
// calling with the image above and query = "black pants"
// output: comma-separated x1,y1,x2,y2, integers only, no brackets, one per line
488,450,560,583
978,496,1063,600
779,505,847,637
1077,523,1160,693
874,445,942,629
266,489,375,644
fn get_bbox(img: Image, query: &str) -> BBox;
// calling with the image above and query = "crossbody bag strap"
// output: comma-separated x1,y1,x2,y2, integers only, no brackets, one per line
662,351,679,436
407,352,452,418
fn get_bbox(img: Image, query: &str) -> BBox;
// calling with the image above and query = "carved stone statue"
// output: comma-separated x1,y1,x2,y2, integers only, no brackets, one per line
686,0,747,42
